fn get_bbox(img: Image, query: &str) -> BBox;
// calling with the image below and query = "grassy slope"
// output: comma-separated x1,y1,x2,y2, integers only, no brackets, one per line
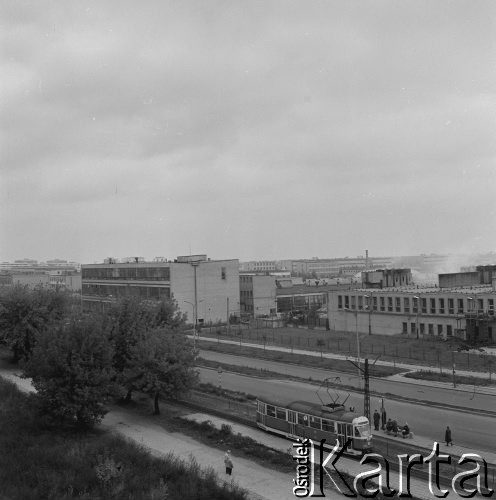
0,378,247,500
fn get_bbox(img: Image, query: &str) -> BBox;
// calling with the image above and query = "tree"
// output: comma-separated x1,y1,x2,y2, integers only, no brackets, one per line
23,313,116,427
0,285,70,362
123,329,197,415
107,297,187,402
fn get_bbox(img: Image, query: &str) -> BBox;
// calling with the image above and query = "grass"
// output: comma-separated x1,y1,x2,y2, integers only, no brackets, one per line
199,327,495,373
0,378,247,500
198,340,402,377
404,370,496,386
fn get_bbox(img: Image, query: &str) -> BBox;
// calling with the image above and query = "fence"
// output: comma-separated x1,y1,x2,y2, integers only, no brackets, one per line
197,326,495,375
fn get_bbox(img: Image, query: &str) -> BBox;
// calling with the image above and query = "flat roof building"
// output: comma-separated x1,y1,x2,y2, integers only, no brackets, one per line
82,255,239,325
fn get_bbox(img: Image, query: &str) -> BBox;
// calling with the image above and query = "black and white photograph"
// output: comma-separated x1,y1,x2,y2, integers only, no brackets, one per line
1,1,495,499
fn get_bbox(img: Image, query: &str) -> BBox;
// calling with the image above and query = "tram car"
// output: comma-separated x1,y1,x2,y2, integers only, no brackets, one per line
256,397,372,455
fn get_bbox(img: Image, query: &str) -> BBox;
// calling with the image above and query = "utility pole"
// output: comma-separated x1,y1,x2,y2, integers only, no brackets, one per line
348,356,379,423
452,350,456,388
363,359,370,421
226,297,230,335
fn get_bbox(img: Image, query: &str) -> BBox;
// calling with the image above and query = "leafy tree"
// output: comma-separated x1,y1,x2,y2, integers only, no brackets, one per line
23,313,116,427
107,297,187,402
123,329,197,414
0,285,70,362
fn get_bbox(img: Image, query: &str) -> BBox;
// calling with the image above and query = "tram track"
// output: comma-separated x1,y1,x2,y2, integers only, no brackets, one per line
177,391,496,496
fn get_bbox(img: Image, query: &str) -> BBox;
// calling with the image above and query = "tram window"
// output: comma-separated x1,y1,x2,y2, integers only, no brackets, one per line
266,405,276,417
322,419,334,432
298,414,308,426
257,402,265,413
309,416,321,430
276,408,287,420
355,427,360,437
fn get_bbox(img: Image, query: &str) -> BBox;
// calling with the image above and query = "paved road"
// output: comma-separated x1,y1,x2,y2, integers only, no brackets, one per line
198,367,496,455
199,350,496,413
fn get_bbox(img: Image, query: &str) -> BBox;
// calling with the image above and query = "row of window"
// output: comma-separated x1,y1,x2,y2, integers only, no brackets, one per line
338,295,495,316
402,322,493,339
82,284,171,300
276,295,325,313
82,267,171,281
263,403,339,432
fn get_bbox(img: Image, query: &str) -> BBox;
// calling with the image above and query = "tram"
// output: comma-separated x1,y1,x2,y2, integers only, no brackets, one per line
256,397,373,455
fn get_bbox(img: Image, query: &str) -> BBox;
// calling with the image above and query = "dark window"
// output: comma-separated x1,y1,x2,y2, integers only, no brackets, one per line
477,299,484,313
447,325,452,336
309,416,321,430
276,408,287,420
437,324,443,336
411,323,416,334
404,298,410,314
439,298,445,314
413,298,419,314
428,324,434,335
457,299,464,314
430,298,436,314
373,297,378,311
402,322,408,333
489,299,494,315
420,323,425,335
421,298,427,314
387,297,393,312
338,295,343,309
488,327,493,340
395,297,401,312
380,297,385,312
221,267,226,280
266,405,276,417
448,298,454,314
298,414,308,426
344,296,349,309
322,419,334,432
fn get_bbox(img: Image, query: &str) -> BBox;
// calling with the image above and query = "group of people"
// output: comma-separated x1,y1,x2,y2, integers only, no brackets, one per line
373,408,412,438
373,409,454,445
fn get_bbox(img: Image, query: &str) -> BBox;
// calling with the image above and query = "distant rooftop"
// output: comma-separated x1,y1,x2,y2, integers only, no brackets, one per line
352,285,495,295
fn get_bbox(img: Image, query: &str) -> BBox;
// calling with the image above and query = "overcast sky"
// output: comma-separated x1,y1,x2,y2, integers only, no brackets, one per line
1,1,495,264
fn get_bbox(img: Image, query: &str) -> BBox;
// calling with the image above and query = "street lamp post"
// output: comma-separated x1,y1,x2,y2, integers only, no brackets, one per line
364,294,372,335
413,295,420,339
345,306,361,386
184,299,203,350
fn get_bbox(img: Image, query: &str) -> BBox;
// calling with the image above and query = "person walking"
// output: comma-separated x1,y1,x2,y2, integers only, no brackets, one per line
381,408,387,431
224,453,234,475
445,426,453,446
373,410,380,431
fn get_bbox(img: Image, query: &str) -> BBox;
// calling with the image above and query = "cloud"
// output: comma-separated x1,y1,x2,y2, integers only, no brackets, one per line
1,0,495,262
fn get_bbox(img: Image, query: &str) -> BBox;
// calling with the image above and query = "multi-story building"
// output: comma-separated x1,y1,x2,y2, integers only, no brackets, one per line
239,273,277,317
239,261,277,273
289,256,394,278
328,274,496,342
82,255,239,325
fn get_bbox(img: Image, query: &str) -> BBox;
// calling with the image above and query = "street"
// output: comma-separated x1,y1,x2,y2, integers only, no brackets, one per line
198,366,496,455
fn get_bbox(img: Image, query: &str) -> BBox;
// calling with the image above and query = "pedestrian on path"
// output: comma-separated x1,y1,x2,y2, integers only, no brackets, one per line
445,426,453,446
224,453,233,475
373,410,380,431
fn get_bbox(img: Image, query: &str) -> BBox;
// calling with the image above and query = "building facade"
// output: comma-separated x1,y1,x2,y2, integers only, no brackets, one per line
82,255,239,325
239,274,277,317
328,285,496,342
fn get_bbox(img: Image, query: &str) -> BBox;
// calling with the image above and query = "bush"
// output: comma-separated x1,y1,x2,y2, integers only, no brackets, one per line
0,378,248,500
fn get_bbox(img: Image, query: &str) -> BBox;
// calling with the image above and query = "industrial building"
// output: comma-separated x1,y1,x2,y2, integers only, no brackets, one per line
82,255,239,325
328,268,496,343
